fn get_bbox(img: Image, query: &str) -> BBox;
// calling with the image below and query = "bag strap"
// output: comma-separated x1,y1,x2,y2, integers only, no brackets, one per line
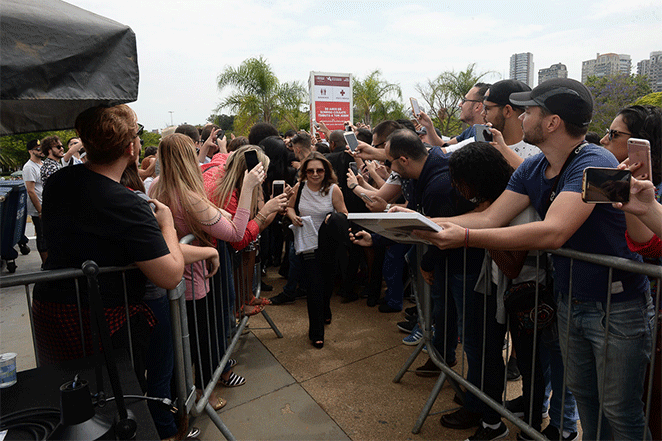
544,141,587,214
294,182,304,216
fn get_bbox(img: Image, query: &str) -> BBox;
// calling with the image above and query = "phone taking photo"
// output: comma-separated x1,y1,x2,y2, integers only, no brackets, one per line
410,97,421,117
349,162,358,175
627,138,652,181
272,180,285,197
244,150,260,171
344,132,359,152
474,124,493,142
581,167,631,204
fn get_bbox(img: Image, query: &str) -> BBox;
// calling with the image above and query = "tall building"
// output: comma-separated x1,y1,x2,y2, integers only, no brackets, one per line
638,51,662,93
538,63,568,84
510,52,534,87
581,53,631,82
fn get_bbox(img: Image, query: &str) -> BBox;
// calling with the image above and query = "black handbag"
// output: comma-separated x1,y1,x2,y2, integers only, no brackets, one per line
504,281,556,333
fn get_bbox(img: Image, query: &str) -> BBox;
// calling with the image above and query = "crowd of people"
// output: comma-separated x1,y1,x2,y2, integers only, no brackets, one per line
22,76,661,441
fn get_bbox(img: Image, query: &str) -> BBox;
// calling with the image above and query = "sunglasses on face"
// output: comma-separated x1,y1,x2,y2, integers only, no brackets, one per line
605,128,631,141
306,168,325,175
136,123,144,137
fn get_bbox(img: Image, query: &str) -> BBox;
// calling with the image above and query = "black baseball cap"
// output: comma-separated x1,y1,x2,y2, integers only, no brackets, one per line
509,78,593,127
26,139,40,151
486,79,531,109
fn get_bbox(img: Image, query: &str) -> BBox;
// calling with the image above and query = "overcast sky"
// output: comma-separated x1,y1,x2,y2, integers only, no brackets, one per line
65,0,661,131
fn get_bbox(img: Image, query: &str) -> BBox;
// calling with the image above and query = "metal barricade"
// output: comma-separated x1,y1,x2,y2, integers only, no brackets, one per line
396,245,661,440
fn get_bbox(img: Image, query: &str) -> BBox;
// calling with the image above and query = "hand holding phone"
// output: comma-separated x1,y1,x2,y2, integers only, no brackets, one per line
272,180,285,197
349,162,359,175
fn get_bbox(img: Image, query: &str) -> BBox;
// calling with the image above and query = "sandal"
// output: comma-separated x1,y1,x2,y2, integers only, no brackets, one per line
196,389,227,411
249,296,272,306
219,372,246,387
240,304,264,316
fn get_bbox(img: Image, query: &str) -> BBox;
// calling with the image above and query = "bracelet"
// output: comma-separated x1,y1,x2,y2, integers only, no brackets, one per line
255,212,268,224
464,228,469,248
349,182,358,190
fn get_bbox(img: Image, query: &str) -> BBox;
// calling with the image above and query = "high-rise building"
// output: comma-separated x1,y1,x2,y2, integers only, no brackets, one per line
510,52,534,87
538,63,568,84
581,53,631,82
638,51,662,93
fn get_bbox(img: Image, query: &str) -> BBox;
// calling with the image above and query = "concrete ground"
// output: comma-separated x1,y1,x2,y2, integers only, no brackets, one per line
2,223,542,440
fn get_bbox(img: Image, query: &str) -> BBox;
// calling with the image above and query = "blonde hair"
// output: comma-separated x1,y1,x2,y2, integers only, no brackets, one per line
212,145,269,216
150,133,215,245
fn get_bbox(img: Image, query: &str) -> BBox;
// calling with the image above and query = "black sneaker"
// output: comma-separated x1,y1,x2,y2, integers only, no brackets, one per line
541,425,578,441
507,356,521,381
397,319,417,333
269,293,295,305
440,407,481,429
405,305,418,318
465,422,508,441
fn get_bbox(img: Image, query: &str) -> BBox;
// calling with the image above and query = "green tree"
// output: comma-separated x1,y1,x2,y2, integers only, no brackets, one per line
206,114,235,131
352,70,402,126
216,56,307,135
415,64,492,137
585,74,652,133
633,91,662,108
0,130,77,172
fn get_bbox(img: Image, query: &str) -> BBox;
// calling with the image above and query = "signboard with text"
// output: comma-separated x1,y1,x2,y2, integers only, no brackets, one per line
309,72,352,136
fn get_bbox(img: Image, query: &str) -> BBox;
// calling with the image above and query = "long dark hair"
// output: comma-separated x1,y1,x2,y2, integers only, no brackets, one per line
299,151,337,196
449,142,514,204
618,105,662,186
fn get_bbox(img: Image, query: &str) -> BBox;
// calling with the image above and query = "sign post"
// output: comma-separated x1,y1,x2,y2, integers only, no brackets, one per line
309,72,352,137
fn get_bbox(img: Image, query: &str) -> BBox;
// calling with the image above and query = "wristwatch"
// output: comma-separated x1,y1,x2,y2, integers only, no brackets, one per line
349,183,358,190
385,203,392,212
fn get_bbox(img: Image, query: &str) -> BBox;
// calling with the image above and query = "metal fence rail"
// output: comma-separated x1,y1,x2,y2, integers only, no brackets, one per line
0,234,283,441
397,245,661,440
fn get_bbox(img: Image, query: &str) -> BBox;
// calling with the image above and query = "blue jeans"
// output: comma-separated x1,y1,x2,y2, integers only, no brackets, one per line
461,278,507,425
283,242,303,298
382,243,410,310
144,295,177,439
557,291,654,440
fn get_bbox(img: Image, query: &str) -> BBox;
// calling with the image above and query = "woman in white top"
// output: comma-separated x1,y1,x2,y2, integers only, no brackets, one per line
287,152,348,348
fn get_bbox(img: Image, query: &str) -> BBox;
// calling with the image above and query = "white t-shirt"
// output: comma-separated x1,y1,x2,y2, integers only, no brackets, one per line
509,139,540,160
22,159,43,216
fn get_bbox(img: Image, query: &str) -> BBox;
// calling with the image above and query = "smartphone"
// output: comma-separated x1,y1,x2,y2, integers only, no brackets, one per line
344,132,359,152
627,138,652,181
272,180,285,196
360,192,373,203
244,150,260,171
474,124,493,142
214,129,225,142
581,167,631,204
410,97,421,117
313,120,320,129
349,162,358,175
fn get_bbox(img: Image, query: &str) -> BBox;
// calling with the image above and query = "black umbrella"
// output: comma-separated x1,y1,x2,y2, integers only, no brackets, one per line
0,0,139,135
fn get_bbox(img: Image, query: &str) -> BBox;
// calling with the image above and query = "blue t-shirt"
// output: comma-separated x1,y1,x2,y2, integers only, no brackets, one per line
455,126,475,143
507,144,647,302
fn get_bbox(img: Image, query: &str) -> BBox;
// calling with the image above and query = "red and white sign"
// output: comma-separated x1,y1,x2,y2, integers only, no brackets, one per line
309,72,352,135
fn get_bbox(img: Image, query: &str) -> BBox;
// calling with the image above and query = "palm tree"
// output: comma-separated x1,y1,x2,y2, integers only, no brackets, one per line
216,56,306,133
353,70,402,126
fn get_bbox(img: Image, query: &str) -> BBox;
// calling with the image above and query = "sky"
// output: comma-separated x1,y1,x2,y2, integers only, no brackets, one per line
64,0,662,131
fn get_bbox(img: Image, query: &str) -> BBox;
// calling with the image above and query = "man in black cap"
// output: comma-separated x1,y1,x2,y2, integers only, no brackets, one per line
411,78,653,441
22,139,48,263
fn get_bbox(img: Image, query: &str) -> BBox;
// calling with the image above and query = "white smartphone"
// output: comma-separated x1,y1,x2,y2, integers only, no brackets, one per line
410,97,421,117
272,180,285,196
344,132,359,152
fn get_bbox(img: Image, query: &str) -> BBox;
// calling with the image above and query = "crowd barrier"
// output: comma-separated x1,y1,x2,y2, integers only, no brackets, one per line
0,234,282,441
396,245,661,440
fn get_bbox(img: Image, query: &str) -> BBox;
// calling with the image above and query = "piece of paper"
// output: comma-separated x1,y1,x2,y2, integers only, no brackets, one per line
347,211,442,244
290,216,319,254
